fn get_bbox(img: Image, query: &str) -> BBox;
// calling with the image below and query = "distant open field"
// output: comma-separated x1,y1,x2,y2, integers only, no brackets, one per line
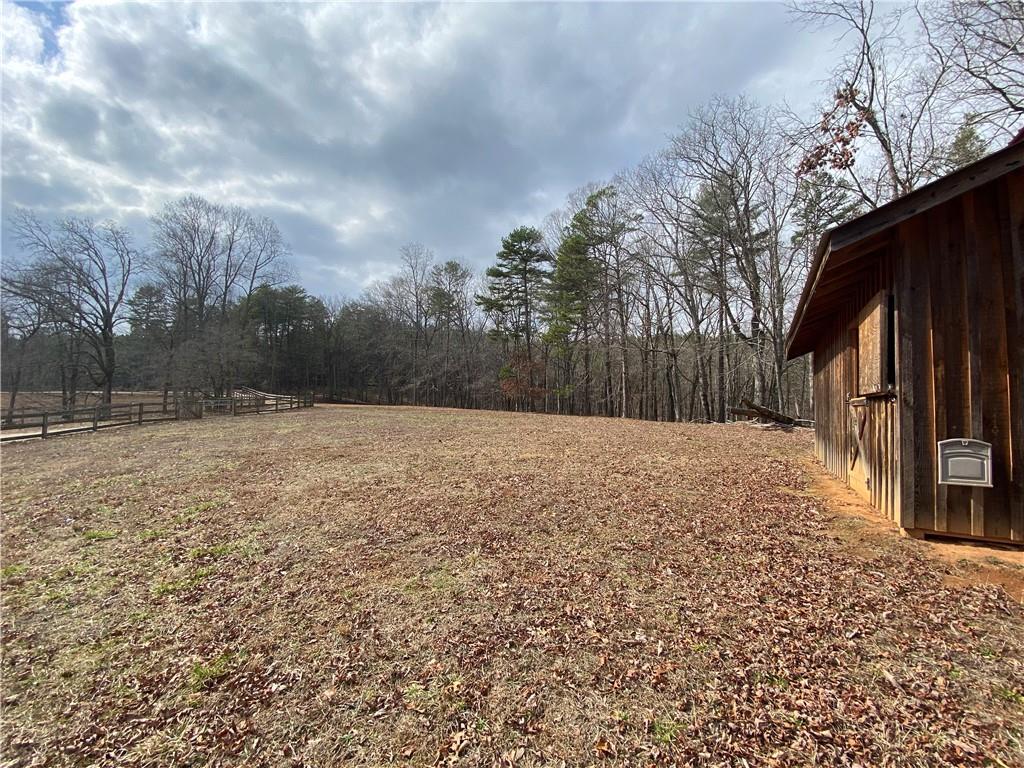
1,406,1022,766
2,391,168,413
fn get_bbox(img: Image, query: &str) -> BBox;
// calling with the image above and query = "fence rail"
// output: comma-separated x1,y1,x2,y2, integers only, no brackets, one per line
1,391,313,442
2,402,168,429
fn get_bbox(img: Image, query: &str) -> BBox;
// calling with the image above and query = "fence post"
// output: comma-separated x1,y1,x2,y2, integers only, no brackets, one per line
231,398,237,416
41,412,48,439
138,403,144,425
93,405,100,431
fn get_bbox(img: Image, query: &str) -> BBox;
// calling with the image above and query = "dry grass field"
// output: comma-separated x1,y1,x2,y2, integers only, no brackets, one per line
1,406,1022,767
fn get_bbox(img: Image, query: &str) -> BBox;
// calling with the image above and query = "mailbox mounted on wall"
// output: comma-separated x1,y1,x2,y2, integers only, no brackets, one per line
937,439,993,487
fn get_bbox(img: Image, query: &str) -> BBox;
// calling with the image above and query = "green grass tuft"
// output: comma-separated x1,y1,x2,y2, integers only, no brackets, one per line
190,651,235,691
1,563,27,579
188,543,234,560
651,716,682,745
83,530,118,541
996,687,1024,707
185,499,226,516
152,566,215,596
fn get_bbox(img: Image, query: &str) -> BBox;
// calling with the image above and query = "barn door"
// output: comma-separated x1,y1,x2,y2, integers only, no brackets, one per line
849,399,871,498
846,323,871,498
848,291,896,506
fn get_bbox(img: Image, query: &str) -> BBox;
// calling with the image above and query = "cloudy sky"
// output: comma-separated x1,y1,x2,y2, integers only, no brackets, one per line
2,1,839,298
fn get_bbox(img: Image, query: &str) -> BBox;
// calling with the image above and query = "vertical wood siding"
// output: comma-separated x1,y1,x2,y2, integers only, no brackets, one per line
812,169,1023,542
896,171,1023,542
813,250,900,523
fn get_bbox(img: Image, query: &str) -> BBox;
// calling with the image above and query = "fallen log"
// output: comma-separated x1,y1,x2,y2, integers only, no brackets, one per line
729,407,761,419
740,399,797,426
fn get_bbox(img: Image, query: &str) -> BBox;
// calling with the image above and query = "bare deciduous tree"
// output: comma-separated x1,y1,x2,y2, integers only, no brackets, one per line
791,0,958,205
4,211,135,404
920,0,1024,136
149,195,288,395
1,295,46,422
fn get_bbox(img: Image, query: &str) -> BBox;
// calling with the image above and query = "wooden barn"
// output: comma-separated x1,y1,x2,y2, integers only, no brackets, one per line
786,139,1024,544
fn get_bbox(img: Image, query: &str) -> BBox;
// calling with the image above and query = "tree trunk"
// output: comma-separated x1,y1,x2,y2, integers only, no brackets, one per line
5,356,23,425
716,307,726,423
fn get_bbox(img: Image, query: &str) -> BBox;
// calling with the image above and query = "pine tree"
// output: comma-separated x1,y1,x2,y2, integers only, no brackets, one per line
542,198,603,412
792,172,864,264
476,226,550,407
944,118,990,172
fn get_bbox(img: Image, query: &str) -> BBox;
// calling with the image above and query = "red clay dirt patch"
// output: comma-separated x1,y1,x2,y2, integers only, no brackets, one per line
1,407,1022,767
797,456,1024,603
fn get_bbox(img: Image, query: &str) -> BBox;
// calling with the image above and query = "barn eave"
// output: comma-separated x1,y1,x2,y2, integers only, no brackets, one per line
785,141,1024,361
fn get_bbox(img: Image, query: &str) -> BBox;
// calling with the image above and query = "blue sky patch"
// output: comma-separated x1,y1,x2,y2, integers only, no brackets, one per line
13,0,69,60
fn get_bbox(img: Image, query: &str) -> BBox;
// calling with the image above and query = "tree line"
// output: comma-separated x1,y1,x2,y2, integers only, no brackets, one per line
3,0,1020,422
2,195,290,414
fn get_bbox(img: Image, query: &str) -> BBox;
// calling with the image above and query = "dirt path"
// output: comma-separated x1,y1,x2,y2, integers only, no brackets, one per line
2,406,1021,766
795,453,1024,601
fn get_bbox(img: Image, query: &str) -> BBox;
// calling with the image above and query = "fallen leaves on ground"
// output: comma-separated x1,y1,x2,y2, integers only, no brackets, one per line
1,406,1021,767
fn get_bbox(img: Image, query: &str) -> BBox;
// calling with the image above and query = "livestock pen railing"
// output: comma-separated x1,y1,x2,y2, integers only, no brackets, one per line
201,394,310,416
1,402,179,440
1,390,314,442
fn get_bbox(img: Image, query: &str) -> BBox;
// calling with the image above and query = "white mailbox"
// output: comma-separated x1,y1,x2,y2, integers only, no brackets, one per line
937,439,992,487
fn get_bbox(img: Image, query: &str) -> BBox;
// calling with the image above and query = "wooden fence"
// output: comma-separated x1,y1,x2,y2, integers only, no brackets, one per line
0,391,313,442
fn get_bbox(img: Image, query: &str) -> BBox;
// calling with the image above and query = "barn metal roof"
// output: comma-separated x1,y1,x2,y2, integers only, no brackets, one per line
785,140,1024,359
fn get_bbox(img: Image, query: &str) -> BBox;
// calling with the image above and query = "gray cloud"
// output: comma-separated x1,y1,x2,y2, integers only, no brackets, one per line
39,92,101,157
2,1,838,296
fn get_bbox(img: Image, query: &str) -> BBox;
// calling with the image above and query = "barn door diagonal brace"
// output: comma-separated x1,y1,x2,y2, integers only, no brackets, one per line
848,400,871,490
